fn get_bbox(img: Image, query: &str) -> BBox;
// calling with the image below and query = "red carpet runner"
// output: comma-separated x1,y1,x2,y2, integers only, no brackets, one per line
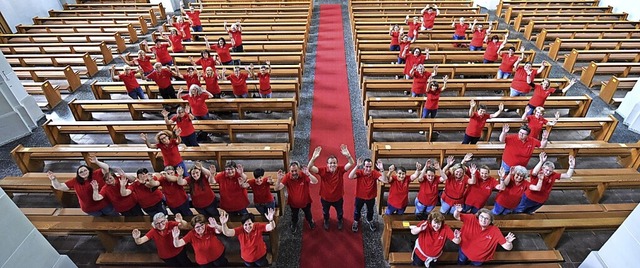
299,4,365,268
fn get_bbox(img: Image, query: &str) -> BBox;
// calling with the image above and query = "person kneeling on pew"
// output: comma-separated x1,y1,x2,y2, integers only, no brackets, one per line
132,213,194,267
219,208,277,267
110,65,148,100
454,206,516,265
172,214,229,267
90,167,145,216
48,155,119,216
411,211,461,267
516,152,576,214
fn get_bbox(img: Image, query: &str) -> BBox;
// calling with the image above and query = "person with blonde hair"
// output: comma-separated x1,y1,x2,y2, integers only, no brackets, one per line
141,130,187,176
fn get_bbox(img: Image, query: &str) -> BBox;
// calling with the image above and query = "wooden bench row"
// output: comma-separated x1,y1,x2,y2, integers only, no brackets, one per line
357,49,536,65
546,38,640,61
496,0,600,18
503,5,615,25
355,39,523,53
46,8,159,25
562,49,640,74
22,81,63,110
533,29,640,49
13,65,82,92
523,20,639,41
599,76,638,105
511,11,628,32
63,2,166,19
579,61,640,88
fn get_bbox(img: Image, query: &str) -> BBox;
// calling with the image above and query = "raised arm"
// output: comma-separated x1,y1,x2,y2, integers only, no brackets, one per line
308,146,321,174
171,226,187,248
119,175,133,197
110,66,119,81
120,53,134,65
502,233,516,250
219,210,236,237
274,169,285,191
467,164,478,185
89,155,109,174
304,166,319,185
560,155,576,179
348,158,363,179
376,160,388,183
536,60,548,75
131,229,150,245
499,124,509,142
562,78,577,94
532,152,546,175
410,162,422,181
341,144,355,170
540,130,549,148
140,133,158,149
410,220,428,235
490,103,504,118
468,99,476,117
90,180,104,201
452,204,462,220
265,208,277,232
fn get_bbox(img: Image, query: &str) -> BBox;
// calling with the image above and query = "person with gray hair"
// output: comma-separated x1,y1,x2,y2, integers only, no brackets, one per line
492,165,536,215
454,206,516,265
132,212,193,266
516,152,576,214
275,161,319,233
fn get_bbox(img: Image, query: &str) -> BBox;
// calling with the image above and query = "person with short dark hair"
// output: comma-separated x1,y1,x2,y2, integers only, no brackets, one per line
483,33,508,63
212,161,250,215
454,207,516,265
92,168,144,216
243,168,276,219
220,208,276,267
172,214,228,267
499,124,548,172
348,158,387,232
132,213,193,266
206,37,234,65
385,165,421,215
130,168,167,216
275,161,319,233
463,99,503,144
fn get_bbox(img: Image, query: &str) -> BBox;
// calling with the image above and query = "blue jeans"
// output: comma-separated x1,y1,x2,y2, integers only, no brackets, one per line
181,132,199,147
256,201,276,218
87,204,119,216
500,161,511,173
390,45,400,51
510,87,526,97
414,197,435,216
526,104,537,116
161,60,174,66
492,201,513,215
497,70,511,79
235,93,248,98
192,25,203,32
439,198,458,215
174,161,189,177
354,197,375,222
169,200,193,216
469,45,483,51
194,197,219,218
128,87,147,99
142,201,167,216
463,204,480,214
385,204,406,215
244,253,269,267
260,92,272,98
397,57,406,64
515,195,544,214
462,134,481,144
453,34,466,40
483,59,494,64
321,198,343,221
411,92,425,97
458,248,484,266
423,108,437,118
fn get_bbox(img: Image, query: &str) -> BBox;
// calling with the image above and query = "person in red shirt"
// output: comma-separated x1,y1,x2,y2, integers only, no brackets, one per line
92,168,144,216
384,165,421,215
492,165,532,215
220,208,277,266
414,160,444,219
146,62,178,99
163,29,185,53
522,106,559,139
389,24,401,51
451,17,470,47
212,161,250,215
225,20,244,52
144,40,174,66
463,164,499,213
111,65,147,99
224,66,250,98
308,144,355,230
178,85,213,120
244,168,276,218
251,61,273,113
404,15,422,42
162,106,198,147
469,20,491,51
206,37,235,65
186,162,219,217
181,3,203,34
141,130,188,177
463,99,503,144
403,47,429,79
121,50,154,76
348,158,387,232
510,60,548,97
172,214,228,266
191,50,219,74
202,66,223,98
396,34,413,65
174,65,201,90
420,4,440,32
516,152,576,214
171,16,192,42
526,78,576,115
439,156,470,214
48,156,119,216
147,165,193,216
497,46,521,79
132,213,192,266
129,168,166,216
276,161,319,233
422,75,445,118
499,124,549,172
410,211,461,267
483,33,508,63
409,64,436,98
454,206,516,265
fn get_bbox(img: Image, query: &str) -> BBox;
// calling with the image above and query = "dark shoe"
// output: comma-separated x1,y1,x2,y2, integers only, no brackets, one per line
352,221,358,232
368,219,377,232
291,223,298,234
337,219,343,230
323,219,329,230
309,220,316,230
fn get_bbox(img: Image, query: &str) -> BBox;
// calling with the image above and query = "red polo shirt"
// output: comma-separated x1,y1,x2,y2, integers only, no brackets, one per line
422,12,437,29
171,113,196,137
417,176,440,206
484,41,503,61
144,221,183,259
134,56,153,73
211,44,233,63
234,223,268,262
119,72,140,92
529,85,557,107
464,176,499,208
465,112,491,137
502,134,541,167
387,175,410,208
227,72,249,96
525,171,561,203
470,29,486,47
441,176,468,205
64,169,109,213
131,180,164,208
256,73,271,93
155,175,187,208
247,179,274,204
510,67,537,93
355,169,382,200
185,176,215,208
182,94,209,117
281,172,312,208
182,226,225,265
151,43,173,64
215,172,250,212
156,138,183,166
316,166,346,202
99,179,138,212
228,30,243,46
499,54,519,73
526,115,548,139
495,179,530,209
411,71,430,95
459,213,507,262
425,88,442,110
195,57,216,73
454,23,469,36
185,11,201,26
415,223,454,260
204,74,221,95
146,68,173,89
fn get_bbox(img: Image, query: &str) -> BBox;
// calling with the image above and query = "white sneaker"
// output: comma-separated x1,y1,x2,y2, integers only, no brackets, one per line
419,131,425,135
420,25,426,31
395,75,399,80
408,109,414,113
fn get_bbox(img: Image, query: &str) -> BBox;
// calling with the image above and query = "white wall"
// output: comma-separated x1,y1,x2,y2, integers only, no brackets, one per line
599,0,640,21
0,0,63,33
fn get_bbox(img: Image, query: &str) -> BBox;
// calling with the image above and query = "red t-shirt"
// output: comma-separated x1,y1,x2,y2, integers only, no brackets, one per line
183,72,201,90
256,73,271,93
465,112,491,137
526,114,548,139
173,21,192,40
464,176,498,208
182,94,209,117
510,67,537,93
151,43,173,64
502,134,541,167
281,173,312,208
227,72,249,96
484,41,503,61
144,221,183,259
156,138,183,166
398,41,411,59
415,223,454,260
529,85,556,107
459,213,507,262
119,72,140,92
404,54,427,75
211,44,233,63
390,31,400,46
155,175,188,208
525,171,561,203
99,179,137,212
422,12,437,29
169,34,184,52
454,23,469,36
171,113,196,137
417,176,440,206
146,69,173,89
182,226,224,265
215,172,250,212
247,179,274,204
495,179,530,209
387,175,410,208
131,180,163,208
425,88,442,110
228,30,243,46
134,56,153,73
407,21,422,38
499,54,519,73
442,176,468,205
470,29,486,47
355,169,382,200
195,57,216,73
411,71,430,94
204,74,221,95
186,176,215,208
234,223,268,262
316,166,346,202
185,10,201,26
64,169,109,213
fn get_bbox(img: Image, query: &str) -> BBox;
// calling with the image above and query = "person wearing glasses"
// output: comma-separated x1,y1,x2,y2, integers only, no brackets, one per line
453,206,516,265
132,213,193,266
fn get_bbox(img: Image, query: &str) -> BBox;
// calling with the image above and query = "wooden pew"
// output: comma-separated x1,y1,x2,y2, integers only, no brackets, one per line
199,13,311,23
523,20,640,40
352,20,498,32
546,38,640,60
11,143,291,173
352,13,490,23
0,32,129,48
22,81,63,110
168,51,304,65
496,0,601,18
5,52,102,77
357,49,536,65
599,76,639,105
364,95,591,120
47,8,159,26
533,29,640,49
0,41,117,60
42,118,295,146
562,49,640,73
196,1,311,8
367,116,618,146
12,65,82,92
355,39,523,52
143,40,306,53
579,61,640,88
16,23,142,42
67,98,297,121
63,2,166,19
351,6,482,15
511,12,629,31
350,0,473,8
503,5,615,23
164,21,308,32
354,30,510,44
152,30,308,43
32,15,151,35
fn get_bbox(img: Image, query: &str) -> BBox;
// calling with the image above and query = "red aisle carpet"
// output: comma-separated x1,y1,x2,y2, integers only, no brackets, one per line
299,4,365,268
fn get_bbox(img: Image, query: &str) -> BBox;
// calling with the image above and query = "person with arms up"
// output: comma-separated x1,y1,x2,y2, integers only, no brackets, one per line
463,164,500,213
451,17,470,47
348,158,387,232
225,20,244,52
111,65,147,99
522,106,559,140
143,40,174,66
413,160,443,220
420,4,440,33
121,50,154,76
462,100,503,144
182,2,203,37
509,60,548,97
499,124,549,172
492,166,533,215
219,208,277,267
469,20,491,51
385,165,420,215
172,214,228,267
454,206,516,265
162,107,198,147
525,78,576,115
439,156,470,215
128,168,167,216
483,33,508,64
275,161,319,233
146,62,178,99
404,15,422,42
212,161,251,215
411,211,461,267
206,37,235,65
516,152,576,214
186,162,219,218
132,213,193,266
147,165,193,216
141,130,188,176
92,168,144,216
389,24,402,51
244,168,276,219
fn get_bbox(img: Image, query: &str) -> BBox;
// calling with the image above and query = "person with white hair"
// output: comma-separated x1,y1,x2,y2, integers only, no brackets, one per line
516,152,576,214
225,20,244,52
132,213,193,266
110,65,147,99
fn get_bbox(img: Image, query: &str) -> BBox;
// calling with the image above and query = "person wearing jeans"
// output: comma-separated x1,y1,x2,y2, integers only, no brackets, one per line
439,156,469,215
348,158,387,232
516,152,576,214
413,159,443,220
275,161,319,233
